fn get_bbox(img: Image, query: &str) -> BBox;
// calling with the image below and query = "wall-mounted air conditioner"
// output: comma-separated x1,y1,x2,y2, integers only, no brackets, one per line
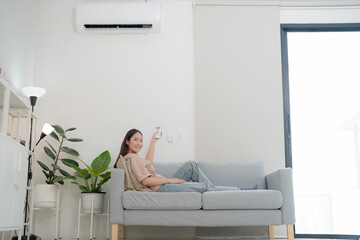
76,2,161,34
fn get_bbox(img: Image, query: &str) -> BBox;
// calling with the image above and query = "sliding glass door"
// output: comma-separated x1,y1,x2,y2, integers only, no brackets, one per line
282,25,360,238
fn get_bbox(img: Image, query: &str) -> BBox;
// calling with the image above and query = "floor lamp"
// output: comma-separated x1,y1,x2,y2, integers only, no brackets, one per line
20,87,52,239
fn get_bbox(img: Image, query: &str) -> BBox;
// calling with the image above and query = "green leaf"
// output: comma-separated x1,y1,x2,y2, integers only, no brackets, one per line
56,175,75,181
37,161,50,171
61,159,79,167
50,131,59,142
53,176,64,183
79,185,88,192
59,169,70,177
51,163,60,170
65,161,88,179
100,171,111,179
97,176,110,187
53,125,64,134
70,182,88,192
44,147,56,160
84,173,91,180
42,170,49,179
67,138,83,142
78,168,89,178
90,167,107,177
60,133,67,139
65,127,76,132
62,147,79,157
91,150,111,170
46,141,57,155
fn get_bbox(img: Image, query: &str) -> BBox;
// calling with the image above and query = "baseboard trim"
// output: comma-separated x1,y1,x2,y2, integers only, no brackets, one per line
196,236,288,239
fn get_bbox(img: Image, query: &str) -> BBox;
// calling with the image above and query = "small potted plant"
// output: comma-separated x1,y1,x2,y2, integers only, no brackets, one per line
35,125,83,208
64,150,111,213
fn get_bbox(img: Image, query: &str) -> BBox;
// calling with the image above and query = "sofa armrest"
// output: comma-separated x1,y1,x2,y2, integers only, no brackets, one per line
266,168,295,224
110,168,125,224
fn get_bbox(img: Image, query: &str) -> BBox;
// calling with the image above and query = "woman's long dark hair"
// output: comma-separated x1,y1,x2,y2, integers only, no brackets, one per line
113,129,143,168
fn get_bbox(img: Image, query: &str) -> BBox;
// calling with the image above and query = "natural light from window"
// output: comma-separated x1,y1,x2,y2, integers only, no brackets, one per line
288,31,360,235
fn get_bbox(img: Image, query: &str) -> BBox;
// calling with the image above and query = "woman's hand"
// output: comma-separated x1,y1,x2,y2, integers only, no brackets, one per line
167,178,185,184
152,131,162,142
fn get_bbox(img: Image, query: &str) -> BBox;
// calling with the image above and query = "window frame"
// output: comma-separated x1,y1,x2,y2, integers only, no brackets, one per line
281,23,360,240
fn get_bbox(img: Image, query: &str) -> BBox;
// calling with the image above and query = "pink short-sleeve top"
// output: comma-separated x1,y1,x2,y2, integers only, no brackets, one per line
124,153,164,192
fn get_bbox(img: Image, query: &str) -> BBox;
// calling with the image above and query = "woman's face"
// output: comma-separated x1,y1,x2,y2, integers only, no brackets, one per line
126,132,143,154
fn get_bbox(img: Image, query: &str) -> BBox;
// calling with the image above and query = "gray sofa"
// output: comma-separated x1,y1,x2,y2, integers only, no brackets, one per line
110,161,295,239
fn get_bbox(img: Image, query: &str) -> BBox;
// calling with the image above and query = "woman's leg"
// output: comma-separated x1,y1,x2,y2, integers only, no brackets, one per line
172,161,213,183
169,161,238,192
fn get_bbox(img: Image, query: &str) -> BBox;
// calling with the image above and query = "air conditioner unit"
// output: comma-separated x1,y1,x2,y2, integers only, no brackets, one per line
76,2,161,33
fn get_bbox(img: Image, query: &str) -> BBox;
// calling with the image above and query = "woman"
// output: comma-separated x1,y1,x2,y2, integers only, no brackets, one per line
115,129,257,193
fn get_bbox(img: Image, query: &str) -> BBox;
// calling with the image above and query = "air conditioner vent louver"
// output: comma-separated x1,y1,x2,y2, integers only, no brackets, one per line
76,3,161,34
84,24,153,29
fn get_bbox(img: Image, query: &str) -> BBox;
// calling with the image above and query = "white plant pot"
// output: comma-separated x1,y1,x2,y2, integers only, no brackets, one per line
34,184,58,208
81,192,105,214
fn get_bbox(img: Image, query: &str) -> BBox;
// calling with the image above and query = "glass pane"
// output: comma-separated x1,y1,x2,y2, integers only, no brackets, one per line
288,31,360,235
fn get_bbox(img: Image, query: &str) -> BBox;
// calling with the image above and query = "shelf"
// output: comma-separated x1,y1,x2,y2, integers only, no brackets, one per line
0,77,8,88
0,77,29,110
0,133,28,151
0,76,32,232
33,208,62,211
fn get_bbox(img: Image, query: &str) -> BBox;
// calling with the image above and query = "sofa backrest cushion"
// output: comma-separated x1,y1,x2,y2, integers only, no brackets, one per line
153,161,266,189
153,162,185,178
197,161,266,189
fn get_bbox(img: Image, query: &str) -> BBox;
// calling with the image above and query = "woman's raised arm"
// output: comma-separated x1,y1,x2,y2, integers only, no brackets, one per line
145,131,161,163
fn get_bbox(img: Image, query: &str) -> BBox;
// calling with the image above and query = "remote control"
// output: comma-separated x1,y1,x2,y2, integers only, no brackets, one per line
155,127,161,139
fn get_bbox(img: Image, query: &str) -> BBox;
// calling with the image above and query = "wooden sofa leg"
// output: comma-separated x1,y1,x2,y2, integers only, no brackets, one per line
112,224,118,240
119,224,125,239
287,224,294,240
268,225,274,239
112,224,125,239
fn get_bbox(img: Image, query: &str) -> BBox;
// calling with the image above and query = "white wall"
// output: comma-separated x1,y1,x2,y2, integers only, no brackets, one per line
195,5,284,173
0,0,38,89
194,4,285,237
32,0,194,238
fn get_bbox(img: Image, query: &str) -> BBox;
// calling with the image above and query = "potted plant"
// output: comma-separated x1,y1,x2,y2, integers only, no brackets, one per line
64,150,111,213
35,125,83,208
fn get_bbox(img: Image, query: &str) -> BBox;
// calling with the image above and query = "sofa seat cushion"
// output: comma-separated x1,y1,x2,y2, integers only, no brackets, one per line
122,191,202,210
202,190,283,210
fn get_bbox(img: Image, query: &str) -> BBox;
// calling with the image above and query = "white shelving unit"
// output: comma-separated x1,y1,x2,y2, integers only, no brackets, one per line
0,77,31,235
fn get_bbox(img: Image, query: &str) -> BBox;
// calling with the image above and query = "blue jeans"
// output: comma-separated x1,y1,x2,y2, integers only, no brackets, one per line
157,161,238,193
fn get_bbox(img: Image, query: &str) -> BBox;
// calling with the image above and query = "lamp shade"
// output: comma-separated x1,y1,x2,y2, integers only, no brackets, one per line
42,123,54,135
22,87,46,98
